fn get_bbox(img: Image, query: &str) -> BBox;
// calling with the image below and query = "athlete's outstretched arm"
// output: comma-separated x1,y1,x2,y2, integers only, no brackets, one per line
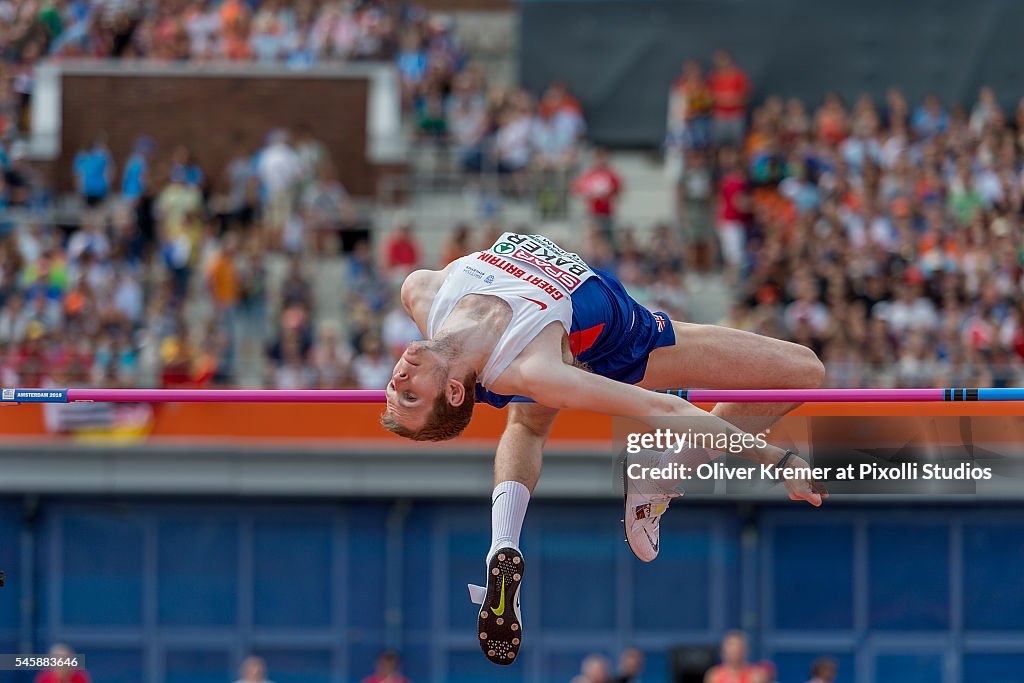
522,362,825,506
494,402,559,492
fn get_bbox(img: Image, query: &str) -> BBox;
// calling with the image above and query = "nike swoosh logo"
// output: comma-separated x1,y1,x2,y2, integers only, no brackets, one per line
491,576,506,616
642,527,659,553
492,491,506,506
519,296,548,310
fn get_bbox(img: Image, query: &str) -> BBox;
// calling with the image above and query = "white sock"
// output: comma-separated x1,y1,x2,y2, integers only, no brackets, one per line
629,445,715,494
487,480,530,561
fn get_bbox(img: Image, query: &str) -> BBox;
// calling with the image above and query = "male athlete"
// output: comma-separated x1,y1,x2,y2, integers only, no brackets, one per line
381,232,826,665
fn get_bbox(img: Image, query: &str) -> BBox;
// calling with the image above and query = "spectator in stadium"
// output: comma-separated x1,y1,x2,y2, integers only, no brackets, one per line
234,655,274,683
911,93,950,140
300,165,350,252
613,648,645,683
447,72,488,171
351,334,393,389
206,230,242,361
677,148,715,269
360,649,411,683
33,643,90,683
572,147,622,240
121,136,156,242
279,254,313,312
576,653,613,683
715,146,750,283
440,223,473,265
73,134,115,208
667,59,713,153
704,630,758,683
382,301,422,360
707,49,751,147
257,128,303,243
383,216,421,278
491,89,535,188
3,140,40,208
806,656,838,683
310,319,353,389
170,145,206,191
221,140,259,231
532,81,585,217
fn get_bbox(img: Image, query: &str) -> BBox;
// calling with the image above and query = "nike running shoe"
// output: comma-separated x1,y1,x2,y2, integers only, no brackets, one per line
623,458,680,562
469,547,524,665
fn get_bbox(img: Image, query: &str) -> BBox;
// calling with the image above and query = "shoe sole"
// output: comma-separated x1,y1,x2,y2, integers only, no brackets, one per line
477,547,524,665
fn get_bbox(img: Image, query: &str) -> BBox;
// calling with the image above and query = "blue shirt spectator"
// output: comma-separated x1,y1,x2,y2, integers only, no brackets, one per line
73,138,114,205
121,137,154,202
911,94,949,140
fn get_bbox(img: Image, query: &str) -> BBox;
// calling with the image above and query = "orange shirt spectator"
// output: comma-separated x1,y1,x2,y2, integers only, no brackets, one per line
207,239,241,308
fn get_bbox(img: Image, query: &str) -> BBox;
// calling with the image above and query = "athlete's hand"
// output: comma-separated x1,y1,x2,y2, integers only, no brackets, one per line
780,454,829,507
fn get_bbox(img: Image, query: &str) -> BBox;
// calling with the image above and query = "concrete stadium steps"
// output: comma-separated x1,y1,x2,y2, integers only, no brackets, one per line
451,10,519,87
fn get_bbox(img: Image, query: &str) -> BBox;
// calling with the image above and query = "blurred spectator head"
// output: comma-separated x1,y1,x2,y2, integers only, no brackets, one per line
720,629,749,667
580,653,612,683
374,650,402,676
712,48,735,70
809,656,838,682
134,136,155,156
43,643,87,683
238,655,268,682
617,647,645,677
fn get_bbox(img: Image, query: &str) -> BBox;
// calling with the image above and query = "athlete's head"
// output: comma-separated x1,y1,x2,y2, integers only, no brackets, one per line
380,339,476,441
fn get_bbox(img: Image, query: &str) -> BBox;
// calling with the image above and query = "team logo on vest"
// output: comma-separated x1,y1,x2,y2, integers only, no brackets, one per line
484,274,495,284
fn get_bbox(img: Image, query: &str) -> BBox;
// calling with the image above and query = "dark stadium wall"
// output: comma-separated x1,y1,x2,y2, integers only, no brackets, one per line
520,0,1024,147
54,70,391,197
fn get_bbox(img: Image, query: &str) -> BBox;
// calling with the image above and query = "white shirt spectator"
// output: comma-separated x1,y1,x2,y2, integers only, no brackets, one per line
68,227,112,263
258,140,303,194
875,297,939,333
784,299,831,335
113,274,144,323
496,115,533,169
352,350,393,389
381,308,422,358
186,8,222,58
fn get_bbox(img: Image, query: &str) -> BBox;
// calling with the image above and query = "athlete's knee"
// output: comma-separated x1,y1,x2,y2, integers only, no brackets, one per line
790,344,825,389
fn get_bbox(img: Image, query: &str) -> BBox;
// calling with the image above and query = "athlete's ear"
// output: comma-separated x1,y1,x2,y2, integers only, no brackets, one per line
445,378,466,407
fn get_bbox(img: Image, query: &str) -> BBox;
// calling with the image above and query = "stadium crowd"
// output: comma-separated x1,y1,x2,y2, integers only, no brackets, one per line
667,54,1024,390
1,14,1024,405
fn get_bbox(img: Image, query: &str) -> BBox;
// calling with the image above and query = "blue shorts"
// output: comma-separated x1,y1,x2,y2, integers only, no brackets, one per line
476,269,676,408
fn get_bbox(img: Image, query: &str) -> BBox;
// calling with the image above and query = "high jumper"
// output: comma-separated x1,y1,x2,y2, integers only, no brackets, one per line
378,232,826,665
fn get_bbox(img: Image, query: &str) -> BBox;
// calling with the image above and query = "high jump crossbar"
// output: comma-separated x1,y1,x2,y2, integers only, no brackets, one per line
1,388,1022,405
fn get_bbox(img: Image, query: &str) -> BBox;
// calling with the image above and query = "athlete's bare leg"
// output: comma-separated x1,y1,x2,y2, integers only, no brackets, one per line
623,322,825,562
639,321,824,432
493,403,559,491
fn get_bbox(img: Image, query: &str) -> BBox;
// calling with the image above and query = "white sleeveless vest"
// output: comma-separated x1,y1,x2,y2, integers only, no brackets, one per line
426,233,597,389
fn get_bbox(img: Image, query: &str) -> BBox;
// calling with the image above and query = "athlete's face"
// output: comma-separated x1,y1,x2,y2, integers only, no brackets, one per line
384,342,446,431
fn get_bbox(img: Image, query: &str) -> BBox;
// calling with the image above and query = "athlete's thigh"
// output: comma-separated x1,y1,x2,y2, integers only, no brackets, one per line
638,321,811,390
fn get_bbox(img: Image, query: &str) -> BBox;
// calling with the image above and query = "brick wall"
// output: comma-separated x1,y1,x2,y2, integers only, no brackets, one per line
58,73,381,196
